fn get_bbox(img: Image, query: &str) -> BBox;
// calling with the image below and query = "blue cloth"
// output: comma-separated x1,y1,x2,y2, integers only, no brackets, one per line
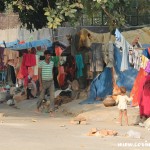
114,46,138,91
0,71,6,81
81,45,138,104
142,49,150,59
5,40,19,47
8,39,52,50
0,41,3,45
120,34,130,71
142,44,150,49
80,67,113,104
115,29,121,42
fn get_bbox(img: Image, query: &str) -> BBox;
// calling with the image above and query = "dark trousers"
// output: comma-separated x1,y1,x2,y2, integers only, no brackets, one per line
27,88,34,99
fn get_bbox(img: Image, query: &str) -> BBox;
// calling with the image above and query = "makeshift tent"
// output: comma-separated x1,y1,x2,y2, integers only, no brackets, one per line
80,67,113,104
81,45,138,104
114,46,138,90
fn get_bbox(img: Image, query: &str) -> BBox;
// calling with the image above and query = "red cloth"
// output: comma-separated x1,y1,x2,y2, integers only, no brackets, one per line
19,41,25,44
130,68,147,106
138,75,150,117
23,53,36,67
57,66,65,87
55,46,63,56
19,54,36,87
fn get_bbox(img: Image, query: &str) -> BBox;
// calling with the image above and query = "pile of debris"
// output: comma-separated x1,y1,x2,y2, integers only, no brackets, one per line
87,128,118,137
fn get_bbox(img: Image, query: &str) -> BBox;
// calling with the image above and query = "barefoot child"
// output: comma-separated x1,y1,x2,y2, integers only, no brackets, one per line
116,86,132,126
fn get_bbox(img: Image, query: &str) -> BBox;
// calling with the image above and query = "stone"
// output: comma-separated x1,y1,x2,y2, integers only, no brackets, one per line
99,129,108,136
90,128,98,134
80,121,87,125
87,128,98,136
70,120,79,125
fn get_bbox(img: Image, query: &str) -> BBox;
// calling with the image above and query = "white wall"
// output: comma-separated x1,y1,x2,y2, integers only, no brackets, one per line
0,27,52,43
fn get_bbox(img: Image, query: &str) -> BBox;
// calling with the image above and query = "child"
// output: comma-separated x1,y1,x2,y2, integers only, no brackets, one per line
27,77,34,99
116,86,132,126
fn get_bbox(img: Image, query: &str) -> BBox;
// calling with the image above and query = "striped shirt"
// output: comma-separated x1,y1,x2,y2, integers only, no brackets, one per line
38,60,54,81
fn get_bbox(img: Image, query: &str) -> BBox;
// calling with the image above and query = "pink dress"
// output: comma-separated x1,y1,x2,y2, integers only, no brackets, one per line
145,60,150,73
138,75,150,117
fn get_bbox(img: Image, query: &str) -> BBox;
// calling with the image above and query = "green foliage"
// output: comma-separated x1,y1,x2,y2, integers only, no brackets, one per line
44,0,83,29
0,0,149,31
0,1,5,12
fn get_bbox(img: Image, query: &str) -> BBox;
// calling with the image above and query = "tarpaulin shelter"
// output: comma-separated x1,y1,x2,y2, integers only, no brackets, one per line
8,39,52,50
81,45,138,104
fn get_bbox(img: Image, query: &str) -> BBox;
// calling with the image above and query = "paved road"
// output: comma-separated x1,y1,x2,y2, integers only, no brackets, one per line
0,103,150,150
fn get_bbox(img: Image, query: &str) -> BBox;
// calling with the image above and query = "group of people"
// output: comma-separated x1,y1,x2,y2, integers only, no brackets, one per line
35,49,148,123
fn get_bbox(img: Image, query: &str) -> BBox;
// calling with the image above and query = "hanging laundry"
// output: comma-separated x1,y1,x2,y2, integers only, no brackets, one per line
55,46,63,56
19,40,25,44
59,56,66,65
115,29,131,71
33,55,39,75
23,53,36,67
90,43,104,72
115,29,121,42
130,68,147,106
141,55,149,69
0,47,5,71
138,74,150,117
142,48,150,59
120,34,130,71
64,55,76,81
57,66,66,88
51,56,59,67
145,60,150,73
75,54,84,78
3,48,19,67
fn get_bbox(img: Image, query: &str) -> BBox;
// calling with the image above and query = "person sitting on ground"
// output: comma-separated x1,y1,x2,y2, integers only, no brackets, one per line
116,86,133,126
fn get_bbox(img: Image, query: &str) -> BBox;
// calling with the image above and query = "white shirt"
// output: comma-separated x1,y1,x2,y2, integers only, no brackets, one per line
116,95,132,110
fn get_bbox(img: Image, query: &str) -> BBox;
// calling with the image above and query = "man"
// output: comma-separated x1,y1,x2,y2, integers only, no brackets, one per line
36,50,55,116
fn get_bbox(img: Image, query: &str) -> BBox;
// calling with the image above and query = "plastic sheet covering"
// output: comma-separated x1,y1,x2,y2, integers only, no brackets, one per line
81,45,138,104
8,39,52,50
114,46,138,91
5,40,19,48
80,67,113,104
142,44,150,48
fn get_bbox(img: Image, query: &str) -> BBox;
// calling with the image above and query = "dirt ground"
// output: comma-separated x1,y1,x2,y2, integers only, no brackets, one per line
0,98,150,150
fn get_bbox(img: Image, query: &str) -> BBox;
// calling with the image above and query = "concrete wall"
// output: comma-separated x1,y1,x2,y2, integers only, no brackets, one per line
0,26,109,44
57,26,109,45
0,27,52,43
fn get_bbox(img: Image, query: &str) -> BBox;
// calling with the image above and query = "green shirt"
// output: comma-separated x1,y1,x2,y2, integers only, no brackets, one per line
38,60,54,81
